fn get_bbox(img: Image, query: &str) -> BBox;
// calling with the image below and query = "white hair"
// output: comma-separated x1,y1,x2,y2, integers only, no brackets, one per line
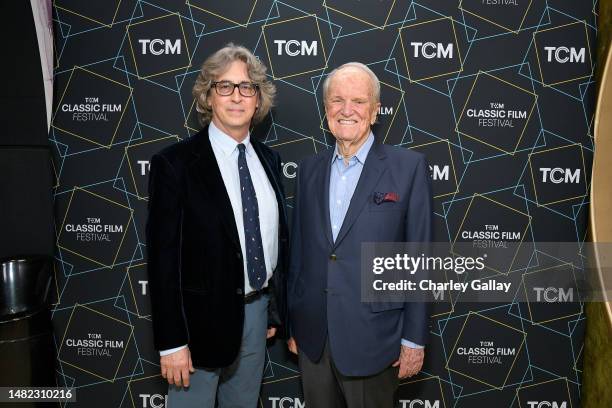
322,62,381,104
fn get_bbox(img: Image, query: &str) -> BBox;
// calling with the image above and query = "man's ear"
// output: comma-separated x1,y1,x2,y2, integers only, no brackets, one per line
371,102,381,124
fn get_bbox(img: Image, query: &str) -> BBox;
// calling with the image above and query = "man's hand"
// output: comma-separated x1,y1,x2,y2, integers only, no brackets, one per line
267,327,277,339
392,345,424,379
287,337,298,354
160,347,195,387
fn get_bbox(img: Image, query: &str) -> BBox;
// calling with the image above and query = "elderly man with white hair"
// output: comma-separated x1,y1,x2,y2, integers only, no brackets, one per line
287,62,433,407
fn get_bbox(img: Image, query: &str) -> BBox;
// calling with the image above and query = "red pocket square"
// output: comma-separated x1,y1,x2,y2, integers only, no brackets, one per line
373,192,399,204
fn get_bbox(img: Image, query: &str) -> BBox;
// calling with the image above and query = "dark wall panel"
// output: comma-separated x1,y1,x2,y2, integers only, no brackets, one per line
0,148,54,258
0,1,48,146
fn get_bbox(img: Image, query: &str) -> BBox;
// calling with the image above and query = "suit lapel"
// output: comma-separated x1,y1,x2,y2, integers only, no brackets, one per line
321,151,334,246
333,143,386,248
189,127,241,250
310,149,334,247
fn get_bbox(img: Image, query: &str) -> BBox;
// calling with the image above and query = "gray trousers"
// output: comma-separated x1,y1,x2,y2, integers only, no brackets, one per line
167,294,269,408
299,338,399,408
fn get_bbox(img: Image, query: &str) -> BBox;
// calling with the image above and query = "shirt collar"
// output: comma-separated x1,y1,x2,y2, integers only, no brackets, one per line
331,132,375,165
208,120,252,157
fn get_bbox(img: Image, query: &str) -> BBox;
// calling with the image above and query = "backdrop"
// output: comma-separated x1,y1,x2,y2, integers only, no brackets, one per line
50,1,597,407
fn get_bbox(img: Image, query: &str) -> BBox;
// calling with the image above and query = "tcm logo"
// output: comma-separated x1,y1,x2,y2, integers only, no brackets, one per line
274,40,318,56
282,161,297,179
138,280,149,296
269,397,305,408
527,402,567,408
539,168,581,184
410,42,453,59
138,393,167,408
429,165,450,181
137,160,151,176
533,287,573,302
544,46,585,63
400,400,441,408
138,39,182,55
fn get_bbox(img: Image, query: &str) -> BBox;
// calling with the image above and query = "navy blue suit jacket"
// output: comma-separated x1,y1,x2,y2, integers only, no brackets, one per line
288,140,433,376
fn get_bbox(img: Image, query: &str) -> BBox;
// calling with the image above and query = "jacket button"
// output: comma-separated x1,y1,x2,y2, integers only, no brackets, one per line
324,288,329,293
236,288,243,295
236,252,242,259
329,254,337,261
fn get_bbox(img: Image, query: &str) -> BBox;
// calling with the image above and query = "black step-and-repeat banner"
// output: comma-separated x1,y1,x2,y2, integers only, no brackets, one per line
50,1,597,407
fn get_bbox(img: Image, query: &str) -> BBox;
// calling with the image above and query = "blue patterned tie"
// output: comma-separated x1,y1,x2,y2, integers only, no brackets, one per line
237,143,266,290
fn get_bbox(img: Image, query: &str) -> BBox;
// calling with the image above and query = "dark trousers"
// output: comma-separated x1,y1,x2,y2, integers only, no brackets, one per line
298,338,399,408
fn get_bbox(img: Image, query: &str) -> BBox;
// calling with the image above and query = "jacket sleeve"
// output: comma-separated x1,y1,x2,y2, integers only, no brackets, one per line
145,153,189,351
402,155,433,346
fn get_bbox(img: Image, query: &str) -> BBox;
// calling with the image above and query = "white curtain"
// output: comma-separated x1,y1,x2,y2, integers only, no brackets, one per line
30,0,54,131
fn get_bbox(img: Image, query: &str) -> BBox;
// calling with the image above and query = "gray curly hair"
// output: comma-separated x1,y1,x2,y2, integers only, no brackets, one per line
192,43,276,126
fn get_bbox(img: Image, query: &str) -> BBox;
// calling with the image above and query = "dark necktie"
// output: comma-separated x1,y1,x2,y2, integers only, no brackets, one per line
237,143,266,290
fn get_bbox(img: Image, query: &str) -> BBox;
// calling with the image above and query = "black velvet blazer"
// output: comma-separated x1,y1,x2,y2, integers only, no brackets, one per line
145,125,289,368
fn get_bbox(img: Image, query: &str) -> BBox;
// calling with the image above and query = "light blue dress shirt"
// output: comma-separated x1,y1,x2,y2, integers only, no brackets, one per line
328,133,423,350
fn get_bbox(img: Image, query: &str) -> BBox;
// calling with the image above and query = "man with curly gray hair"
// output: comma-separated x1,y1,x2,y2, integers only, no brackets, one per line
146,43,288,407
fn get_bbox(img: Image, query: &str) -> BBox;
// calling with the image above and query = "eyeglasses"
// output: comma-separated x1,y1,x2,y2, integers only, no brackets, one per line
211,81,259,97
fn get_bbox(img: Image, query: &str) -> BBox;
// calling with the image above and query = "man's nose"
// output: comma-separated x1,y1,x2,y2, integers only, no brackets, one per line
230,86,242,101
340,101,352,116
